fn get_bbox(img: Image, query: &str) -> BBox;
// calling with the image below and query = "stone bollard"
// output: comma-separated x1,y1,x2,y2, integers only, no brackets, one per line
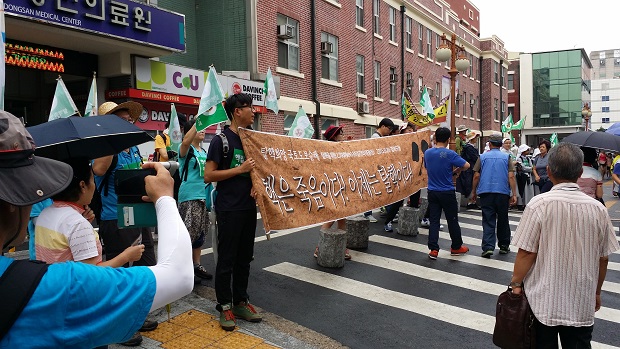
397,206,421,236
346,216,369,250
317,228,347,268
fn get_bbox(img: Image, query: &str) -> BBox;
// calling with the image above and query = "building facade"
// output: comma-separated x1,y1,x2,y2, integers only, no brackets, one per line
589,49,620,130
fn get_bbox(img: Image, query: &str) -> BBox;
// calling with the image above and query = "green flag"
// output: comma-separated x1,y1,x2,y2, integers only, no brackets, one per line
511,115,525,130
196,66,228,132
264,67,279,114
420,86,435,120
401,91,406,120
84,73,97,117
550,133,558,147
501,114,514,133
168,103,182,156
288,106,314,139
49,76,79,121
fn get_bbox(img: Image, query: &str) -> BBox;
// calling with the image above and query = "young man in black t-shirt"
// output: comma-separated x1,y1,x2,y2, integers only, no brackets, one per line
204,93,260,331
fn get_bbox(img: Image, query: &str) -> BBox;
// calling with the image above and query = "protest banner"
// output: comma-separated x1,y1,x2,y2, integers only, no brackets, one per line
239,129,430,232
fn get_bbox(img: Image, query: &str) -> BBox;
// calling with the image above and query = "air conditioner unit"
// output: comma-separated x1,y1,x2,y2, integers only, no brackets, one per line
358,101,370,114
389,73,398,82
320,41,333,54
470,99,475,106
406,78,414,87
277,24,294,40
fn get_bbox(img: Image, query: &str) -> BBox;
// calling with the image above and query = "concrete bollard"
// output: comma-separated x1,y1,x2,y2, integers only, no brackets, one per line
317,228,347,268
346,216,369,250
397,206,421,236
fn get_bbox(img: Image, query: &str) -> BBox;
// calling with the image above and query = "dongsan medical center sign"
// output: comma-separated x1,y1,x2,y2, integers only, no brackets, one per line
4,0,186,51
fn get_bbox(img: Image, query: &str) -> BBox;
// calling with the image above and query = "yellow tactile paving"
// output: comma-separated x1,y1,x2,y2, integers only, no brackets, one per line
160,331,214,349
169,310,216,330
141,321,188,343
190,321,234,341
251,343,282,349
210,332,264,349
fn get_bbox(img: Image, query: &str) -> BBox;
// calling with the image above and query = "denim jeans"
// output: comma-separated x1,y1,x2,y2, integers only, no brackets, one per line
384,200,403,224
535,318,593,348
479,193,511,252
427,190,463,251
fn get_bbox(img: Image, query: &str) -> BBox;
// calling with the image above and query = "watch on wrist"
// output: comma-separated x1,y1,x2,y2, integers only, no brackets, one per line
509,281,522,288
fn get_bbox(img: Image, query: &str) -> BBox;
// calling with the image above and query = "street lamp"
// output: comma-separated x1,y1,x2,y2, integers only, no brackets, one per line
581,102,592,131
436,33,470,150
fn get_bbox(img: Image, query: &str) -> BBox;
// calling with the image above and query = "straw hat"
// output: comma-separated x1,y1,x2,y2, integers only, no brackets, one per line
98,101,143,122
466,130,481,141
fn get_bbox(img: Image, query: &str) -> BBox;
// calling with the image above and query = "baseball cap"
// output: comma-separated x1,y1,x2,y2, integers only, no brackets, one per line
488,133,503,146
0,111,72,206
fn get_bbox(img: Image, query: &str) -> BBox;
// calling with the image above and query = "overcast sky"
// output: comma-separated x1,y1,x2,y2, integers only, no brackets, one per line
475,0,614,55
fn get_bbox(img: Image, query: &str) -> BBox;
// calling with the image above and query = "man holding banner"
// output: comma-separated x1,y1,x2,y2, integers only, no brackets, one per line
204,93,262,331
424,127,470,260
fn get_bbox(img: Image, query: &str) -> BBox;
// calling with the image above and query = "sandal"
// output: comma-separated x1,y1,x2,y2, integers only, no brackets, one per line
345,249,352,260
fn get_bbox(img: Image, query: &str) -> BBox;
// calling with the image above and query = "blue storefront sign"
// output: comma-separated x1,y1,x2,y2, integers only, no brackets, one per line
4,0,185,52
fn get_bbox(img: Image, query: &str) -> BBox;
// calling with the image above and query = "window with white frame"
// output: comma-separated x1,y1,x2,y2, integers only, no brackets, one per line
468,54,473,76
283,114,296,133
469,93,474,117
435,82,440,99
501,67,505,87
508,74,514,90
405,17,412,50
321,32,339,81
356,55,365,94
418,76,423,98
418,24,424,53
602,106,610,112
469,9,473,20
602,95,610,101
356,0,364,27
406,72,413,96
494,98,499,120
373,0,380,34
603,117,610,123
321,118,337,133
389,67,397,101
426,29,432,59
374,61,381,98
501,101,506,116
462,91,466,117
494,62,499,83
435,33,440,58
365,126,374,138
277,14,300,71
455,94,460,115
389,7,396,41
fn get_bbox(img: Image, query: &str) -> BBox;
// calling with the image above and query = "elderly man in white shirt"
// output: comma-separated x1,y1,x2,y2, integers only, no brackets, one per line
510,142,619,347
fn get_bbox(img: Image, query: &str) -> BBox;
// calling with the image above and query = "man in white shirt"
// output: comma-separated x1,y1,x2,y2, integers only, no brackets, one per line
510,142,619,347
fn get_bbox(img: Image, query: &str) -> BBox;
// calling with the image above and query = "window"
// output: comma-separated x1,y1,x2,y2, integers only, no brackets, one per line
373,0,380,34
389,67,397,101
406,72,412,96
494,98,499,121
469,93,474,118
501,67,505,87
321,118,337,133
418,76,423,98
602,95,610,101
389,7,396,41
356,55,365,94
283,114,296,133
508,106,514,118
418,24,424,53
477,58,481,80
494,62,499,83
603,117,610,123
277,14,300,71
468,53,473,76
615,58,620,66
455,94,459,115
602,106,610,112
405,17,412,50
435,33,440,58
435,82,440,99
374,61,381,98
356,0,364,27
501,101,506,116
426,29,432,59
365,126,374,138
508,74,514,90
252,114,261,131
469,9,473,20
462,91,466,117
321,32,339,81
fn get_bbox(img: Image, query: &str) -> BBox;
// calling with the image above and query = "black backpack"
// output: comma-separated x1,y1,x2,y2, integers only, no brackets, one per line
90,155,118,225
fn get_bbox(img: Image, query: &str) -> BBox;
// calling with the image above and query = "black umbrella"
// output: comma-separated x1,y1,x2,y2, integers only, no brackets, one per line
27,115,153,160
562,131,620,153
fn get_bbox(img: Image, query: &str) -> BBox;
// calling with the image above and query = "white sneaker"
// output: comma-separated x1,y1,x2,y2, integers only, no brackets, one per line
365,214,378,223
420,218,430,227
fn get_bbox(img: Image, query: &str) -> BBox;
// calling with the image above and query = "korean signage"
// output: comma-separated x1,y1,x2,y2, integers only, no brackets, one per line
239,129,430,232
135,57,272,106
5,39,97,76
4,0,185,52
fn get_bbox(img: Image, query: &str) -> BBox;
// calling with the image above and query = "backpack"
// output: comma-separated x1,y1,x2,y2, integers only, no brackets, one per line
205,133,229,211
90,155,118,225
461,143,479,167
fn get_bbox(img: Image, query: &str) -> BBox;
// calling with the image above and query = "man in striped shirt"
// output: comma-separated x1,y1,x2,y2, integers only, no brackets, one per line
510,143,619,347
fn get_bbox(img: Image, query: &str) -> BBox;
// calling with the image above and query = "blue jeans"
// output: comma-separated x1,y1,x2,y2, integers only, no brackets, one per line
479,193,511,251
427,190,463,251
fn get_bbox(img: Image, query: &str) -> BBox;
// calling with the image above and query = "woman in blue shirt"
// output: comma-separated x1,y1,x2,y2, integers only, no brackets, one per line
178,119,212,280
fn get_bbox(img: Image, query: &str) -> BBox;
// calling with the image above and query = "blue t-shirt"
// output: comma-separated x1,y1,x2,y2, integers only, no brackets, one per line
0,257,156,348
94,147,142,221
424,147,466,191
613,162,620,176
178,145,207,203
207,127,256,211
27,199,53,260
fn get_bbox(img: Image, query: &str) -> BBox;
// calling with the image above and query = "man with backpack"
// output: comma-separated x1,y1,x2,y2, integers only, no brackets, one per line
154,114,187,162
92,101,158,346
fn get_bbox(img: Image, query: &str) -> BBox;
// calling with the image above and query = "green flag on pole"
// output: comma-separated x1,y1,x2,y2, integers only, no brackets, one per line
511,116,525,130
49,76,79,121
264,67,279,114
501,114,514,133
550,132,559,147
420,86,435,120
195,66,228,132
401,91,406,120
84,73,97,117
168,103,182,156
288,106,314,139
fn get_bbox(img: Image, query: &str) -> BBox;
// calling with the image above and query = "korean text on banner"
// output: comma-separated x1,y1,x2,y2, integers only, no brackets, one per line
239,129,431,232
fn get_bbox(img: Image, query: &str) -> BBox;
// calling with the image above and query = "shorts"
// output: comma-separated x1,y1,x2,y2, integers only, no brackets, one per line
178,199,209,248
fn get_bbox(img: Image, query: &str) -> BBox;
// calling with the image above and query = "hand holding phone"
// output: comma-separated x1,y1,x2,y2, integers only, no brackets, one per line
141,162,174,203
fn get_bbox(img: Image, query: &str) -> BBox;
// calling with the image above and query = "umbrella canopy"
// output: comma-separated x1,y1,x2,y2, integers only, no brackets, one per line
562,131,620,153
27,115,153,160
605,123,620,136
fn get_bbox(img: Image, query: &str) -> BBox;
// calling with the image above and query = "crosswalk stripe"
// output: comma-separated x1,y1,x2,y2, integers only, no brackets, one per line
466,211,620,233
349,248,620,323
369,235,620,295
265,262,617,349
